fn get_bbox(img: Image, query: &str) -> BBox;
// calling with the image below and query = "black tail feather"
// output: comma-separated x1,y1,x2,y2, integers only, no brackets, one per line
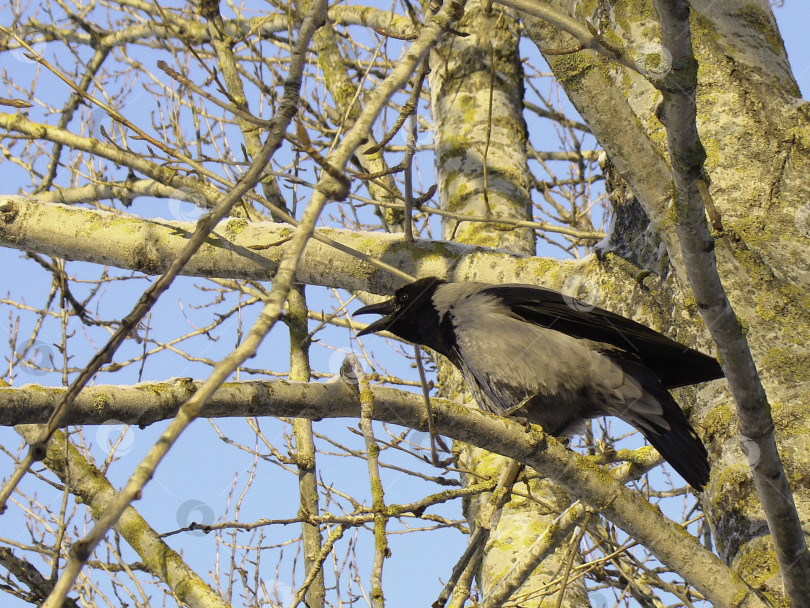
610,357,711,490
641,412,710,490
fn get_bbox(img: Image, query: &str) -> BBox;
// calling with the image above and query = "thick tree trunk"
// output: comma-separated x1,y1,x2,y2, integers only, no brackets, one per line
523,2,810,604
429,2,587,604
430,0,533,256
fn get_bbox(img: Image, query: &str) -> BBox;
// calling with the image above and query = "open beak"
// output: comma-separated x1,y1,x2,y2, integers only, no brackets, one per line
354,299,397,336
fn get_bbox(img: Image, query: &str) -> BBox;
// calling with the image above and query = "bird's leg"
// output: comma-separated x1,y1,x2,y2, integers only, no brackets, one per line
502,393,538,432
503,393,536,417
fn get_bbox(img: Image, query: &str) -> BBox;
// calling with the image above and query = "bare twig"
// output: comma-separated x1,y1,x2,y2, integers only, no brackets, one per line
493,0,634,70
436,460,522,608
33,0,331,603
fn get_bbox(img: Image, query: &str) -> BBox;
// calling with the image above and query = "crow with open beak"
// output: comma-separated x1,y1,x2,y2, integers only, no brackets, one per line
354,277,723,490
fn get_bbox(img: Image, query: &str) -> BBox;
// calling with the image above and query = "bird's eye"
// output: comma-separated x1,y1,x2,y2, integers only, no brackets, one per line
400,293,409,302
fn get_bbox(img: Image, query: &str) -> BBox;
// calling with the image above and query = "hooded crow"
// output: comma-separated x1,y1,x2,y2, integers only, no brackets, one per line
354,277,723,490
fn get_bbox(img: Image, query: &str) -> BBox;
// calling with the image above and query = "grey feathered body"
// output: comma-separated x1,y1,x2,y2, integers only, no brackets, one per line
433,283,669,436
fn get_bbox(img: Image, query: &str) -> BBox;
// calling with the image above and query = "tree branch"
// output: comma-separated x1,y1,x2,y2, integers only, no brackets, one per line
2,379,767,608
0,197,690,323
14,426,234,608
494,0,635,71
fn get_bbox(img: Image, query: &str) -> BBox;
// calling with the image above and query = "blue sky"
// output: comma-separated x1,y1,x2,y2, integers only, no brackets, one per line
0,3,808,607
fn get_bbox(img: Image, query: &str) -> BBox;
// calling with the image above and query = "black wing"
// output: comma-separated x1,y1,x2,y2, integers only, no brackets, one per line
480,284,723,389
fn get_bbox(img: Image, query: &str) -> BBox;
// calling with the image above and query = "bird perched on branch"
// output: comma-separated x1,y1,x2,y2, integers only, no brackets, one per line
354,277,723,490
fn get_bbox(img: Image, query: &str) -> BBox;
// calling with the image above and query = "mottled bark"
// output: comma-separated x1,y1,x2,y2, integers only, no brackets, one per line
522,2,810,604
429,0,534,255
429,1,589,604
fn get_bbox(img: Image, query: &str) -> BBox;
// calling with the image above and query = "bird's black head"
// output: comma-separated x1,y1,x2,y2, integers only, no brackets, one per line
354,277,449,354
